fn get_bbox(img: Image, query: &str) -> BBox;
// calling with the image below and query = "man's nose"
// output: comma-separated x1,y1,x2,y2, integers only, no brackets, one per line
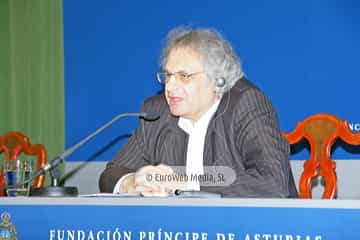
165,75,179,91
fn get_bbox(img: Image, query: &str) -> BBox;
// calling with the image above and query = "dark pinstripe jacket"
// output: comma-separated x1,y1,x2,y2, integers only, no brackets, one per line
99,78,298,198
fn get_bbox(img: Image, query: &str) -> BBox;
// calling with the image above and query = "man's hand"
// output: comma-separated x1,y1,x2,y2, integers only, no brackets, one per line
118,164,186,197
135,164,176,197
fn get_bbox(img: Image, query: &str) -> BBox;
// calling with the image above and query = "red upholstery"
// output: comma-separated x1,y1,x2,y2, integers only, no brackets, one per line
0,131,47,196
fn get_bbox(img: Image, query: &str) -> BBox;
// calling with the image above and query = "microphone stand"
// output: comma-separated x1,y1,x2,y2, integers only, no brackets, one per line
29,111,158,197
30,166,78,197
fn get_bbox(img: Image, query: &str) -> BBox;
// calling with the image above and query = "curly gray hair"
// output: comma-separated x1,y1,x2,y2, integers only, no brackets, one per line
160,27,244,94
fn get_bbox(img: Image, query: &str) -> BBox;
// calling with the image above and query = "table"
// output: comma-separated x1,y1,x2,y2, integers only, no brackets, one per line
1,197,359,239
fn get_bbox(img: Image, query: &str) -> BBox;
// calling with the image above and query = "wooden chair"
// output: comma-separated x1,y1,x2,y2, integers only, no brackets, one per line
283,114,360,199
0,131,47,196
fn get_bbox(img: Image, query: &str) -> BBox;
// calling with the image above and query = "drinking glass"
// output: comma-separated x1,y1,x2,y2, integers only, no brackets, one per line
3,159,32,197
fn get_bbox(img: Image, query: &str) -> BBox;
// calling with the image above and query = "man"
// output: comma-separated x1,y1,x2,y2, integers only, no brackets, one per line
99,27,298,198
0,212,17,239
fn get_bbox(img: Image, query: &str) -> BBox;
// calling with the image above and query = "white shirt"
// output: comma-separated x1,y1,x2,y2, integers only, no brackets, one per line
178,100,221,190
113,100,221,193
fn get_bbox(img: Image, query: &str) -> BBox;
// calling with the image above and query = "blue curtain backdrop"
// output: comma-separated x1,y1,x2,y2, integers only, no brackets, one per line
63,0,360,161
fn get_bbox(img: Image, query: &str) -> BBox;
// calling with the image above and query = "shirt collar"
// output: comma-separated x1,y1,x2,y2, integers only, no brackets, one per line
178,99,221,135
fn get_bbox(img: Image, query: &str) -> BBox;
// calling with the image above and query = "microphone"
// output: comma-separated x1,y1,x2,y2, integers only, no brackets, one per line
32,111,159,181
173,189,222,198
29,111,159,197
141,111,160,121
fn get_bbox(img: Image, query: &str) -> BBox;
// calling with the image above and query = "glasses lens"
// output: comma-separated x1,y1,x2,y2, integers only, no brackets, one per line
178,72,190,83
157,72,167,84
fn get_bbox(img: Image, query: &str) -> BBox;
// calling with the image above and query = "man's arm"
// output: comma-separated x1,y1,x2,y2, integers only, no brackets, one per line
99,94,170,193
204,89,297,198
226,113,293,197
98,111,152,193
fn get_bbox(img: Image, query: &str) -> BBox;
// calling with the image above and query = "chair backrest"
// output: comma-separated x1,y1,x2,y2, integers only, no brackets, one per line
0,131,47,196
283,114,360,199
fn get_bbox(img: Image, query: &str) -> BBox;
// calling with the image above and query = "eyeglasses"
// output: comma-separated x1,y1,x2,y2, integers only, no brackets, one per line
156,70,204,84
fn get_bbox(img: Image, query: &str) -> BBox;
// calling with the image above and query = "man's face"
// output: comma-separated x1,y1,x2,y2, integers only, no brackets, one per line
3,215,9,224
164,47,217,122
